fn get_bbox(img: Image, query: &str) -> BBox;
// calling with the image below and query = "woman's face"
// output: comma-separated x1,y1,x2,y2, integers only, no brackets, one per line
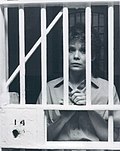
69,39,86,72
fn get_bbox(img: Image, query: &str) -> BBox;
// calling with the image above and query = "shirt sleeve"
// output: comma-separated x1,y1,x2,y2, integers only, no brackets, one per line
36,83,53,104
36,84,53,125
113,85,120,104
103,85,120,120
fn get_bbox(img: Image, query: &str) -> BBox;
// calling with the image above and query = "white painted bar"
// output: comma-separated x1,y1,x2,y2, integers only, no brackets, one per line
63,7,69,105
3,104,120,111
108,111,114,142
0,6,8,151
41,7,47,143
2,141,120,150
4,7,8,92
108,6,114,106
0,0,119,7
19,7,26,104
6,11,63,87
33,141,120,150
44,113,47,142
41,7,47,105
0,7,7,94
108,5,114,143
85,6,91,106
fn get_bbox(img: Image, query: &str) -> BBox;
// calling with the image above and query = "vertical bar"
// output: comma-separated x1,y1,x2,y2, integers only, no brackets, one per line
41,7,47,142
108,111,114,143
85,6,91,106
108,5,114,143
19,7,26,104
108,6,114,105
4,7,8,92
63,7,69,105
0,7,7,94
41,7,47,105
0,6,7,151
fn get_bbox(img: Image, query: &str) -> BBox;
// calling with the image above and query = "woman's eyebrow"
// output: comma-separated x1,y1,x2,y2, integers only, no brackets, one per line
69,46,76,50
69,45,75,48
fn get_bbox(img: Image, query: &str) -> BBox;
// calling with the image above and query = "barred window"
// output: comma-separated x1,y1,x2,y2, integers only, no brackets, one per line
0,1,120,151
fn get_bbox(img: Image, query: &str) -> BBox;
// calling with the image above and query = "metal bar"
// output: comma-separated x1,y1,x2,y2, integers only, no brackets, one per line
0,0,119,7
19,6,26,104
4,6,8,93
0,7,7,94
3,104,120,111
44,114,47,142
2,141,120,150
108,5,114,143
108,111,114,142
85,6,91,106
0,6,8,151
41,7,47,143
108,6,114,105
41,7,47,105
37,141,120,150
6,11,63,87
63,7,69,105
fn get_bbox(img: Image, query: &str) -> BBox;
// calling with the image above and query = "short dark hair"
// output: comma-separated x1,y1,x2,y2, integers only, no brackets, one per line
69,23,102,77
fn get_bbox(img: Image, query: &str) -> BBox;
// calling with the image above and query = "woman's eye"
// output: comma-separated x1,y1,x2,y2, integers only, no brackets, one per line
69,47,75,52
79,48,85,54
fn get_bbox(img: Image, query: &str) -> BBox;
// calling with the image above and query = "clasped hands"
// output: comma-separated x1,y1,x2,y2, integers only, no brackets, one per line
69,88,86,105
59,88,86,118
59,88,86,105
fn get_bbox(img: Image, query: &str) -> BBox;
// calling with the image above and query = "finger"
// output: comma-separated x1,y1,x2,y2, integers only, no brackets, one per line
74,98,86,105
73,96,86,103
70,89,81,96
76,101,86,105
70,95,86,105
71,93,86,101
70,92,85,99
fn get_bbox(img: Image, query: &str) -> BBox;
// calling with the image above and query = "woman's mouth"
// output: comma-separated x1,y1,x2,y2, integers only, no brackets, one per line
71,63,82,66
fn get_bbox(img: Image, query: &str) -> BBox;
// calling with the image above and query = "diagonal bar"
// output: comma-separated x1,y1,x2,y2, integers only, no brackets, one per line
6,10,63,87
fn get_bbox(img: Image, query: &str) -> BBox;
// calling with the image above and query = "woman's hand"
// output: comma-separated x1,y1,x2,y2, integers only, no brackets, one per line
69,89,86,105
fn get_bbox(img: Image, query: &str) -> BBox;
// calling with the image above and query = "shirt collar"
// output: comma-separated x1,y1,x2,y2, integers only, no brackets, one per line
54,77,99,89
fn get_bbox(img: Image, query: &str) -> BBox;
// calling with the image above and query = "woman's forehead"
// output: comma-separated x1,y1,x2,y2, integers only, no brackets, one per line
70,38,85,46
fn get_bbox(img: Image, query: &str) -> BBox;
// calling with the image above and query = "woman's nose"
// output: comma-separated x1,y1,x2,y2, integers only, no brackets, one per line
74,50,80,59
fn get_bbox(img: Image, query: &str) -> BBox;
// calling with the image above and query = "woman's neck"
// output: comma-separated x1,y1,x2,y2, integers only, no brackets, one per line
69,70,85,85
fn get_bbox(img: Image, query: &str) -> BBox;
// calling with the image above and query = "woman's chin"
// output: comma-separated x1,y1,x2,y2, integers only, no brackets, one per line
70,67,84,72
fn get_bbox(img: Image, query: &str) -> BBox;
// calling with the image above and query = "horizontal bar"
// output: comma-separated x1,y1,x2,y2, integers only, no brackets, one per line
1,142,120,150
2,104,120,110
0,0,119,7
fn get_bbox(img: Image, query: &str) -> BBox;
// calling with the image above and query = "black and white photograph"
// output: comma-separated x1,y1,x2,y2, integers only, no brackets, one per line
0,1,120,151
